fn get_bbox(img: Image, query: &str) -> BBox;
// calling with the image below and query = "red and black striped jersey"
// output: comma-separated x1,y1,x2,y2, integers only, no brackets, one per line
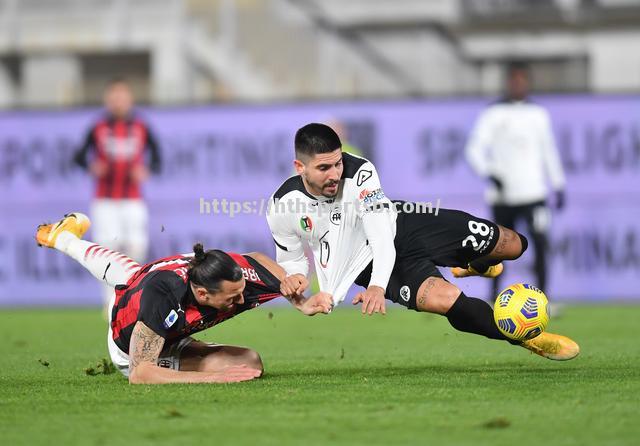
74,114,161,199
110,252,281,354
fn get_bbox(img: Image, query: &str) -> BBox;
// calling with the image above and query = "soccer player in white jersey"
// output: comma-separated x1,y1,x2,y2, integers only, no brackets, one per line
267,123,579,361
465,61,566,299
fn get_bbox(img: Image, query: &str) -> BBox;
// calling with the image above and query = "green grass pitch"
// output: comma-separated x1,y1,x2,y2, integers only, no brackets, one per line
1,305,638,446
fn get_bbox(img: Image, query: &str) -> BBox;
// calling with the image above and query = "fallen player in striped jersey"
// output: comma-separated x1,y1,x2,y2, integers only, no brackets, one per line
36,213,331,384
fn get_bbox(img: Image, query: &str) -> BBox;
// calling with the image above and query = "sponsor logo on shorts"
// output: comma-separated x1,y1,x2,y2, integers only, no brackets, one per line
299,215,313,232
400,285,411,302
163,310,179,329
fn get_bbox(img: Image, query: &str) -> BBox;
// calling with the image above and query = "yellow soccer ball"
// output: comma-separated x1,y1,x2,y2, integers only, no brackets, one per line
494,283,550,341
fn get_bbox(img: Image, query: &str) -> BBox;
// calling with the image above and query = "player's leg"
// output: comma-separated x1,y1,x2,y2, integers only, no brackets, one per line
36,212,140,288
416,276,512,341
121,199,149,264
384,258,511,342
451,212,528,279
91,199,127,303
412,275,578,360
391,208,578,359
166,339,263,375
523,202,550,292
488,204,517,297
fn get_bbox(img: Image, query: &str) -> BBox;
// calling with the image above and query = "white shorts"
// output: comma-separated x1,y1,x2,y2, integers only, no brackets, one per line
106,296,194,377
91,198,148,261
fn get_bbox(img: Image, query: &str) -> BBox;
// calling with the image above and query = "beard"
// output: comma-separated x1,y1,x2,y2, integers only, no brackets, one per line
304,175,339,198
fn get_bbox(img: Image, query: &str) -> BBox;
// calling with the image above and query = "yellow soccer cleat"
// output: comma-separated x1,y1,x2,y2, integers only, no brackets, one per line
520,331,580,361
36,212,91,248
451,262,504,279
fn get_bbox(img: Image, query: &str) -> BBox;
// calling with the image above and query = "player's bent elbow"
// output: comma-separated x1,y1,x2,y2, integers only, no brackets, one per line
128,362,156,385
245,349,264,376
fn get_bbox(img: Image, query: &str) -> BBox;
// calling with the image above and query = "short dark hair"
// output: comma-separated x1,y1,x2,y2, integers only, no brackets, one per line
295,123,342,160
507,60,530,76
188,243,243,291
106,77,129,89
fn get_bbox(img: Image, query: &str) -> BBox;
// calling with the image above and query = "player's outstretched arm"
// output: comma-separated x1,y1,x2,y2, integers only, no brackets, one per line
127,322,261,384
246,252,330,315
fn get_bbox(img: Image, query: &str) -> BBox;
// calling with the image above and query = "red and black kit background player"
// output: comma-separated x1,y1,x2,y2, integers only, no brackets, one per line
73,109,161,199
111,253,281,353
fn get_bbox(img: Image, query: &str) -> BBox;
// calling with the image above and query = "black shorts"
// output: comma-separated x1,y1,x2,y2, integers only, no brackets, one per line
355,205,499,310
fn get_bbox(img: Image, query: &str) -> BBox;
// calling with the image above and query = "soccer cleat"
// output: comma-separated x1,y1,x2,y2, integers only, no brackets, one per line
519,332,580,361
451,262,504,279
36,213,91,248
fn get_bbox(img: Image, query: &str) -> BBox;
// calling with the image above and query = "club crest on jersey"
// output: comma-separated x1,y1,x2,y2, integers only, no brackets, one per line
330,207,341,225
300,216,313,232
400,285,411,302
163,310,179,329
357,169,373,186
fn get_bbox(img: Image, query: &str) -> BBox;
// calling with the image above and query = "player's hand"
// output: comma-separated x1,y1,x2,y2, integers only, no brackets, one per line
352,286,386,315
300,292,333,316
90,160,108,179
130,164,150,183
208,365,262,383
488,175,503,192
280,274,308,297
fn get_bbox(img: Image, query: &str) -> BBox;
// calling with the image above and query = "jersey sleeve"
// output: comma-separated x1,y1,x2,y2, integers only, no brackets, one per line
73,127,96,169
244,255,282,294
266,196,309,277
145,126,162,174
353,162,396,291
137,271,183,338
538,108,566,191
465,107,496,178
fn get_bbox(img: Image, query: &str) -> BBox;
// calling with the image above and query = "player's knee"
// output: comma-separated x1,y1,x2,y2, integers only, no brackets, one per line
494,227,527,260
416,277,460,314
514,232,528,259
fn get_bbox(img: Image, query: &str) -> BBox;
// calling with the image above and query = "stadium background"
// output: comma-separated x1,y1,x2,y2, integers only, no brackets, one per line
1,0,638,306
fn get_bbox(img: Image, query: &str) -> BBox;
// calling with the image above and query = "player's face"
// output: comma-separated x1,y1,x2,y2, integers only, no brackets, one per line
508,70,529,100
104,83,133,119
200,279,246,311
296,149,343,198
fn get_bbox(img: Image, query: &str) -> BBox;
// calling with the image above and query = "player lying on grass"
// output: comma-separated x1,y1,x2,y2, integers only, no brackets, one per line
36,213,331,384
267,123,579,360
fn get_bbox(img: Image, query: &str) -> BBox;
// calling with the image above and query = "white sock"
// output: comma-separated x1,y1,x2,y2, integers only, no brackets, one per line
54,231,141,287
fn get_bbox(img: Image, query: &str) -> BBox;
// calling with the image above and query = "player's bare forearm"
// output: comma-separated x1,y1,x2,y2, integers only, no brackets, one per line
127,322,260,384
129,362,261,384
128,321,165,373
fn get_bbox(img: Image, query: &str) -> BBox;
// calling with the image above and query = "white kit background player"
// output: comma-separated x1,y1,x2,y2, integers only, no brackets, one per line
465,61,566,299
266,123,579,361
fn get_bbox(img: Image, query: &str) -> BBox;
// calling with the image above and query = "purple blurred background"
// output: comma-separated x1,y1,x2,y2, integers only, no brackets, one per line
2,95,639,306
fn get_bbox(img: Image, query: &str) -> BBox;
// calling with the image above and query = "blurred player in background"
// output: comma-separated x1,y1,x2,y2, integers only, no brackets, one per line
73,78,162,307
36,213,330,384
464,61,566,299
327,119,363,158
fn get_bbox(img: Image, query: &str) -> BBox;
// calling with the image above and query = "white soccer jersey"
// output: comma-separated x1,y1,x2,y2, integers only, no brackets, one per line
465,99,565,206
267,153,397,306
